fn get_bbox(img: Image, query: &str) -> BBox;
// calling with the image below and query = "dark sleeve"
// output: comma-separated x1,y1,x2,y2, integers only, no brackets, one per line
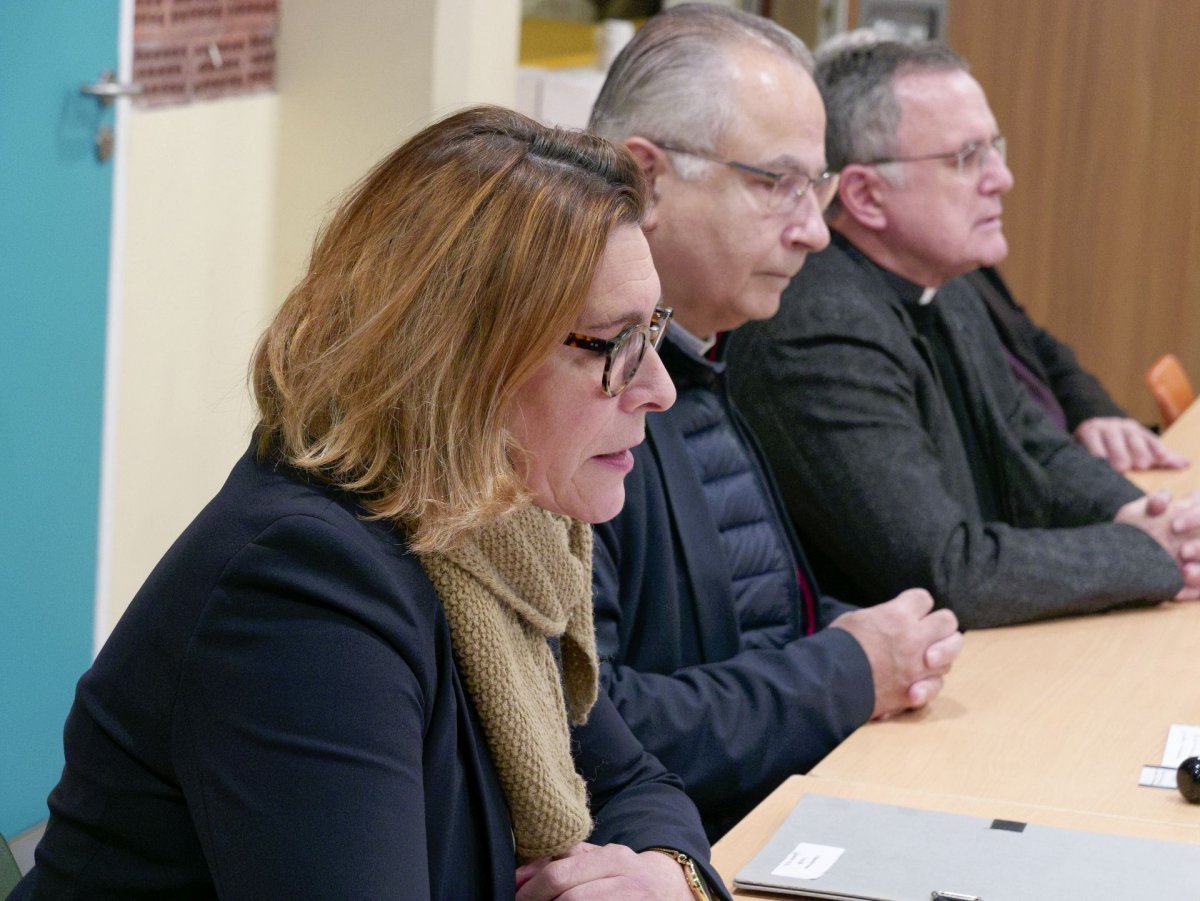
1000,344,1144,526
727,288,1181,630
816,593,859,628
593,499,874,831
173,515,437,900
1025,319,1126,427
974,268,1126,427
576,691,732,900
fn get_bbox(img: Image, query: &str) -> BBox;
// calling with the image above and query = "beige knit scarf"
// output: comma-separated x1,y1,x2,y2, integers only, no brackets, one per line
417,505,598,859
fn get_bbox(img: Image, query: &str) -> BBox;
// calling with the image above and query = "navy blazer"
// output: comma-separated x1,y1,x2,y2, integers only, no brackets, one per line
594,339,874,840
14,443,720,900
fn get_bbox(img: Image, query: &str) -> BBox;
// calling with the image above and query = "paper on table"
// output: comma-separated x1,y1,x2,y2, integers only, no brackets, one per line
769,842,844,880
1137,723,1200,788
1139,765,1178,788
1162,723,1200,766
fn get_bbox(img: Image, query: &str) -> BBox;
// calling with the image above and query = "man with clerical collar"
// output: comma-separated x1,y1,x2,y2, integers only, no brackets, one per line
727,39,1200,629
587,5,963,841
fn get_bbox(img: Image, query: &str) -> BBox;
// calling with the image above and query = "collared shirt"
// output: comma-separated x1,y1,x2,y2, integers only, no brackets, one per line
669,320,718,358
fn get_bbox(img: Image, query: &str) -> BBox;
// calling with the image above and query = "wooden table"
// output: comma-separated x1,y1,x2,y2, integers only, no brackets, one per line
808,602,1200,830
714,603,1200,895
711,403,1200,894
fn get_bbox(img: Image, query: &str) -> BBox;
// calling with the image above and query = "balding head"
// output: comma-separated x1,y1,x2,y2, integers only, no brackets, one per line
590,3,814,166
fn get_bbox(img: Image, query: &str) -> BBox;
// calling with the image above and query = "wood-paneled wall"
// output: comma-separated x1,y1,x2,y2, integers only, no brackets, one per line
855,0,1200,423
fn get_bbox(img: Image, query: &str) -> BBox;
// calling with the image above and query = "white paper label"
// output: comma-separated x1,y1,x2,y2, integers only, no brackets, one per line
1162,724,1200,767
1139,764,1178,788
771,842,845,880
1137,723,1200,787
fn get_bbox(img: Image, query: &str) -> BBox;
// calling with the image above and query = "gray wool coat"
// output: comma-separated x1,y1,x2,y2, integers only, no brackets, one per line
726,235,1182,629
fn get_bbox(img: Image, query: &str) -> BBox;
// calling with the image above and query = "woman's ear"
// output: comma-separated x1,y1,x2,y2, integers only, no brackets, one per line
836,164,889,231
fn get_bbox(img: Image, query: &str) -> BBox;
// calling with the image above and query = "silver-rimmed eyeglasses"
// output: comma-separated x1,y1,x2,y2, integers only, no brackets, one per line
564,306,673,397
864,135,1007,175
653,141,840,214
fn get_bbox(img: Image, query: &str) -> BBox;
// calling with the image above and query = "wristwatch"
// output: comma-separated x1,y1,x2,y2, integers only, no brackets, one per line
646,847,714,900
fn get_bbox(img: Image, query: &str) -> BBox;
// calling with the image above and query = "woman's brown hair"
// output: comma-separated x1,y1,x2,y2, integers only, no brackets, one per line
251,105,647,551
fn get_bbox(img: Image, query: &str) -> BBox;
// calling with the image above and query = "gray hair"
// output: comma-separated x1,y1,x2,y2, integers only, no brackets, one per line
817,38,967,172
813,26,890,68
589,3,814,177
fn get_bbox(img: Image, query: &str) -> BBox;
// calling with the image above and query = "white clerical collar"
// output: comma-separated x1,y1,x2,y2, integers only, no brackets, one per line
670,321,717,356
918,286,938,306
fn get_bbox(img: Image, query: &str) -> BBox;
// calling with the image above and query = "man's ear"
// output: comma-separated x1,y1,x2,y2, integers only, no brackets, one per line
623,136,669,230
837,164,888,231
622,136,664,181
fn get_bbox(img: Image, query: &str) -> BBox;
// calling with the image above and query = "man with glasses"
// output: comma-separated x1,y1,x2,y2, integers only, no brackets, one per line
727,39,1200,629
804,30,1185,476
587,6,963,840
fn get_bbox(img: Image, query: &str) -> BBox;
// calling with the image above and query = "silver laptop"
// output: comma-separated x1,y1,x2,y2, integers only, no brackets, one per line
733,793,1200,900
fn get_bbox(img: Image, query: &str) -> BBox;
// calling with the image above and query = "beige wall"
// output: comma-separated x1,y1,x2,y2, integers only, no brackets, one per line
101,0,521,637
104,95,280,636
272,0,520,307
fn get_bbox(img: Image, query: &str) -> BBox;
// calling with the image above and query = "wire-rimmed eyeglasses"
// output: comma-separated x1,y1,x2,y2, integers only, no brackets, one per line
863,135,1007,175
653,141,840,214
563,306,673,397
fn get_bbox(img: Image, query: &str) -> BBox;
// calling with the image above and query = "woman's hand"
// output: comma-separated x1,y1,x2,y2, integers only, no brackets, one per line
515,841,695,900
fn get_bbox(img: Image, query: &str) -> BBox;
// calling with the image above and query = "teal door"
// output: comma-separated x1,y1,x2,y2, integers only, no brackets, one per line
0,2,120,837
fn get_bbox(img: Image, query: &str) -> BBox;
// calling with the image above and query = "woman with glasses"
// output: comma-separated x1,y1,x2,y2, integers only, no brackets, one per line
12,106,722,900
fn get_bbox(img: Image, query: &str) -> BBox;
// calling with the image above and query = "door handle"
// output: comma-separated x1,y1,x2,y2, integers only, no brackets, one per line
80,69,143,107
